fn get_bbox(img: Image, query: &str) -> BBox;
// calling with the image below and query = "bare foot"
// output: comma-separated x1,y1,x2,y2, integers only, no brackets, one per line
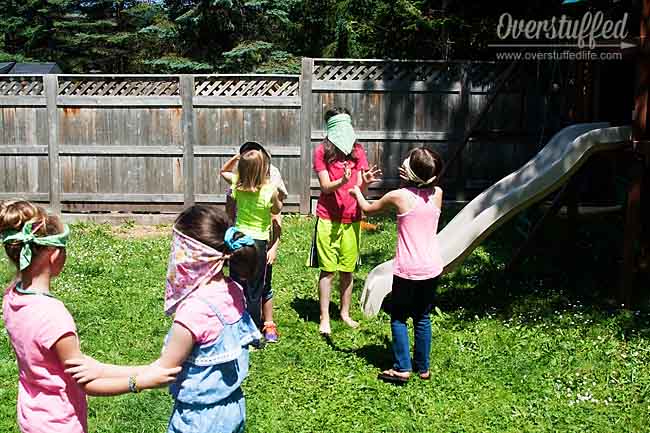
319,321,331,335
341,316,359,329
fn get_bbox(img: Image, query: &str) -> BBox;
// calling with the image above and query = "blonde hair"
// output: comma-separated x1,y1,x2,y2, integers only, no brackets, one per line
0,200,64,269
236,150,269,192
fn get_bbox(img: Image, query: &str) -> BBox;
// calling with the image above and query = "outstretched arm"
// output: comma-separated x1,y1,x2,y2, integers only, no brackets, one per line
220,154,240,183
350,187,398,215
60,326,190,396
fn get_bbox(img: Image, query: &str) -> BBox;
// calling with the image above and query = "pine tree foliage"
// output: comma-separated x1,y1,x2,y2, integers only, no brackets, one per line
0,0,632,73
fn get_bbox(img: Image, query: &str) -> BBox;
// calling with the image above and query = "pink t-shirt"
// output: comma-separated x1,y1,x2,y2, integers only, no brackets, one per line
313,142,369,223
173,277,246,344
2,282,88,433
393,188,444,280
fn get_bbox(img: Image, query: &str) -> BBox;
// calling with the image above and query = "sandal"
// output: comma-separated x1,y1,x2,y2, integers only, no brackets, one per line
418,371,431,380
377,369,410,385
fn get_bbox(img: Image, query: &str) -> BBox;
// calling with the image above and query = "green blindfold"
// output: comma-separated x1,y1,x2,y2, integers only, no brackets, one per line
1,222,70,271
326,113,356,156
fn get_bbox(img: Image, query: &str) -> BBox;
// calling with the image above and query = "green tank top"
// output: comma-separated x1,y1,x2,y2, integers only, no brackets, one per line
231,178,275,241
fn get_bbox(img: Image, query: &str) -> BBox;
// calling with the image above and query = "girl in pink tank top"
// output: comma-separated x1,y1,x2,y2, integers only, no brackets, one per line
350,147,443,384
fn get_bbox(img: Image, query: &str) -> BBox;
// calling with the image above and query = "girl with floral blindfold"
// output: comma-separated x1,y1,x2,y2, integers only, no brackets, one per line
66,204,261,433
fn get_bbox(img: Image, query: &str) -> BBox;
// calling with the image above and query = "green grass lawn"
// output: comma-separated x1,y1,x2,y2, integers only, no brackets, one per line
1,214,649,433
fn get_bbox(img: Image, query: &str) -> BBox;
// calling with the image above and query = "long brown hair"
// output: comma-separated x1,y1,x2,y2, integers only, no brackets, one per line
236,149,269,192
403,147,444,189
174,204,258,280
323,107,360,165
0,200,65,270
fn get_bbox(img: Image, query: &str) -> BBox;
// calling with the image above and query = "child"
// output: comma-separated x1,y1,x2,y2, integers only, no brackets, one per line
350,147,444,384
224,141,288,221
221,141,287,343
1,200,180,433
313,107,381,335
67,204,262,433
220,149,283,342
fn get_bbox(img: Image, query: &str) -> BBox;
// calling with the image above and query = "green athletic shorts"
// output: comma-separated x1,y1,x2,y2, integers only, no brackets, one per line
316,219,361,273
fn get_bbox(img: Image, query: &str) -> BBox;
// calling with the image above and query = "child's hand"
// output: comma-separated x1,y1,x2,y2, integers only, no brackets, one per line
342,162,352,183
136,364,182,390
64,355,105,384
276,186,288,202
349,185,361,198
363,165,382,185
266,245,278,265
398,165,408,181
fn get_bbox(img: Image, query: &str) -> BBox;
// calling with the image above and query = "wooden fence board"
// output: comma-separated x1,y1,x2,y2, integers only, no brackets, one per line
0,61,544,215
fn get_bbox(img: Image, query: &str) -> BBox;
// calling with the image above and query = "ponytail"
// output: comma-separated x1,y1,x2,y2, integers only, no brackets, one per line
224,227,258,280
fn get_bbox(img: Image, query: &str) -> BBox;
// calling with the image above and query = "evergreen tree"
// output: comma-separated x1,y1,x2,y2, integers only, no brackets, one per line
56,0,166,72
0,0,635,73
0,0,73,62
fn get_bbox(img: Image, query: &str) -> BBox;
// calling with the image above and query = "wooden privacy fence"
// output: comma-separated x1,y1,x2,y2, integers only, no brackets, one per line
0,58,542,218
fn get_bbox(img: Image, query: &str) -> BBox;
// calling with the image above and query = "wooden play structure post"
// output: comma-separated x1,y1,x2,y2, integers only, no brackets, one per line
621,0,650,306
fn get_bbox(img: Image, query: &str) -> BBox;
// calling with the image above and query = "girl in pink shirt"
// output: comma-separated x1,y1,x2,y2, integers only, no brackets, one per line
67,204,261,433
1,201,180,433
350,147,444,384
312,107,381,336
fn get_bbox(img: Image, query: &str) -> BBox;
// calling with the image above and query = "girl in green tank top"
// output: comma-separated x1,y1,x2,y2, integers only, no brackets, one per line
220,149,283,343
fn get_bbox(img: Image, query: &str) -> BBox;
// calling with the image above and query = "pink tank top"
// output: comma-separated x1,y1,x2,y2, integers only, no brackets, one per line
393,187,443,280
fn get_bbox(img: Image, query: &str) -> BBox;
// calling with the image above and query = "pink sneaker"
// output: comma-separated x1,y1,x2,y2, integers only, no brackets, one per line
263,322,279,343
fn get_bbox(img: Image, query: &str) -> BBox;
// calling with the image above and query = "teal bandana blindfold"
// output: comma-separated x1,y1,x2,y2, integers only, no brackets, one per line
326,113,356,156
1,222,69,271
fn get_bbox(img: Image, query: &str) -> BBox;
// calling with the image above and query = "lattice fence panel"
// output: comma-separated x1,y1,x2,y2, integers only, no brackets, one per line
57,77,180,96
195,76,300,97
313,62,448,82
0,76,44,96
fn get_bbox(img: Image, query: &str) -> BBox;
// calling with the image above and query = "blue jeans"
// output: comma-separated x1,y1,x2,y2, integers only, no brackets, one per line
231,239,272,330
390,276,439,373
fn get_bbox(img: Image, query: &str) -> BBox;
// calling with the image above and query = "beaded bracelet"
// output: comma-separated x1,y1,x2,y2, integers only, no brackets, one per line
128,376,139,393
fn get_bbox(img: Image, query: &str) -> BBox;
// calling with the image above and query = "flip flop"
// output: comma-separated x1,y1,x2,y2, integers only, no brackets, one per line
378,369,410,385
419,371,431,380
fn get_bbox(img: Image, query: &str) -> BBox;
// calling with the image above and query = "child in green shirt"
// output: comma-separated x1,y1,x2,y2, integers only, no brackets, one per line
221,146,283,343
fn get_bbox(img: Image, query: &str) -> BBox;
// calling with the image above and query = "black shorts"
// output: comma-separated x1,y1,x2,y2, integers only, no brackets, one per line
387,275,439,319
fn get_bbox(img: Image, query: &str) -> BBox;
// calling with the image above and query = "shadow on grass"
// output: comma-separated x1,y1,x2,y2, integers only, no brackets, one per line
432,217,634,325
322,331,394,370
291,297,339,324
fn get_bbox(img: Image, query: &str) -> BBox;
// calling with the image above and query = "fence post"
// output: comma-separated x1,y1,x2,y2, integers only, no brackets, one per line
180,75,195,207
43,75,60,213
300,57,314,214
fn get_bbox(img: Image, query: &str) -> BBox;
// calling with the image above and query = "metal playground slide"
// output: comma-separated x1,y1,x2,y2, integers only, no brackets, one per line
360,123,632,317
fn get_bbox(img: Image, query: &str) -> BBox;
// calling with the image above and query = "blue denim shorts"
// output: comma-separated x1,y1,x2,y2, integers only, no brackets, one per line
168,387,245,433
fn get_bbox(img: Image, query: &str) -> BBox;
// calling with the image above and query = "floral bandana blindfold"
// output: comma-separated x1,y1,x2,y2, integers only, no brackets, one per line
164,227,254,315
